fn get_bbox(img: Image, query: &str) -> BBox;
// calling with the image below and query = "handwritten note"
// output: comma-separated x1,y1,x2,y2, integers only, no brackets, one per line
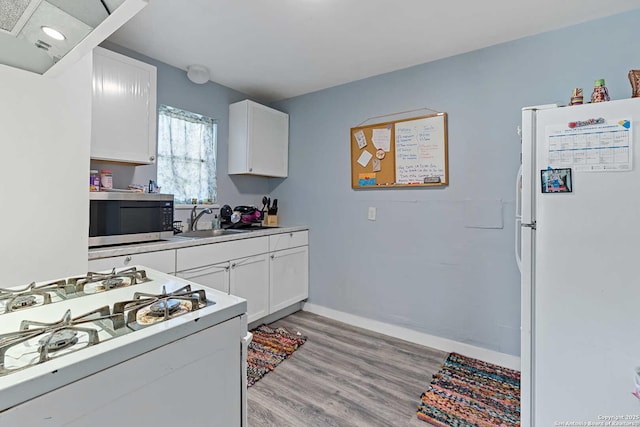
394,115,446,184
372,127,391,152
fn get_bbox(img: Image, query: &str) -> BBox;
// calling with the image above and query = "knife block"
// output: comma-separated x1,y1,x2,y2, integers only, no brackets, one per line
265,214,278,226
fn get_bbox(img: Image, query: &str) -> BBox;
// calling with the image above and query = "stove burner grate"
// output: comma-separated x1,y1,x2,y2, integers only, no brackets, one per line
0,307,125,376
70,267,150,294
0,268,151,316
0,279,69,314
113,285,210,328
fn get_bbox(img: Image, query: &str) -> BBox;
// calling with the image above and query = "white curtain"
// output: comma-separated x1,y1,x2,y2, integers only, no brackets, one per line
157,105,217,203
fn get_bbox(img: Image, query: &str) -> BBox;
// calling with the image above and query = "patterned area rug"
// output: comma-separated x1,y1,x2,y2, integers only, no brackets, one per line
417,352,521,427
247,324,307,387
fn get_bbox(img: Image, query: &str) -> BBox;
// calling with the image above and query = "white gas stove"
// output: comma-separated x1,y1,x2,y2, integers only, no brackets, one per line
0,266,249,426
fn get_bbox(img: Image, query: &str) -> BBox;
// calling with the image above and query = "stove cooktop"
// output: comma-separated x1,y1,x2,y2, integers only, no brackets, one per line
0,266,247,413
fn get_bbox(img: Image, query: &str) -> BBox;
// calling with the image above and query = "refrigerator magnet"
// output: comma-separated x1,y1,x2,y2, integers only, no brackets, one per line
541,168,572,193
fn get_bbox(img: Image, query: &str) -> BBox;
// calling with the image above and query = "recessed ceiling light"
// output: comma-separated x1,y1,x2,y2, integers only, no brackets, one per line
41,26,66,41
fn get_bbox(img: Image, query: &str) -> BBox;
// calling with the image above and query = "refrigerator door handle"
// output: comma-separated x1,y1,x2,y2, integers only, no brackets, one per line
515,217,522,272
515,165,523,272
516,165,523,218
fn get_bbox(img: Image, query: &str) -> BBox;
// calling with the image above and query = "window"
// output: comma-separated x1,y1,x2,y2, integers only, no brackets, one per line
157,105,217,204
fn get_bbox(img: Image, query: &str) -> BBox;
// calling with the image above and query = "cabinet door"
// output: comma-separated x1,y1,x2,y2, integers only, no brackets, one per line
88,250,176,274
229,253,269,323
269,246,309,313
248,101,289,177
176,262,230,293
228,100,289,177
91,47,157,165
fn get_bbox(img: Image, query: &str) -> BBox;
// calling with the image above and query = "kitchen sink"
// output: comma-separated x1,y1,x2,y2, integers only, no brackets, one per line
178,229,251,239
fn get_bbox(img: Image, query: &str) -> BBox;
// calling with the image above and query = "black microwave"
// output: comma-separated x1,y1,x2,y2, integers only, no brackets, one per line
89,192,174,247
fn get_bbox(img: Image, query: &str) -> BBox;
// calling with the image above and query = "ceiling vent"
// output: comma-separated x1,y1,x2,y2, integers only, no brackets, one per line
0,0,32,33
0,0,142,75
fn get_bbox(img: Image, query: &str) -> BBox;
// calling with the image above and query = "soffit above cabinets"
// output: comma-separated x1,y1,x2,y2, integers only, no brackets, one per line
0,0,145,76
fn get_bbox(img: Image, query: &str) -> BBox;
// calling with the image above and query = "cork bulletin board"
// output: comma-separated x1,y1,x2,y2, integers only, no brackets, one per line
350,112,448,189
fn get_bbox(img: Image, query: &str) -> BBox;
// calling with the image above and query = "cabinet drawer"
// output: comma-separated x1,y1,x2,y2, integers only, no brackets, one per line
88,250,176,274
176,262,230,294
176,237,269,272
269,231,308,252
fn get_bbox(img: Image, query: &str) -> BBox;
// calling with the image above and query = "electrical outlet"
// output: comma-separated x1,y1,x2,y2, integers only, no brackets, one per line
368,207,376,221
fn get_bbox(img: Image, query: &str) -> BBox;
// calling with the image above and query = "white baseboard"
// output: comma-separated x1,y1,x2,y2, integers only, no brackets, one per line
302,302,521,371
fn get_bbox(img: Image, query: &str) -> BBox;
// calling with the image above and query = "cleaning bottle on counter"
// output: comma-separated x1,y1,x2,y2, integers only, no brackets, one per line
212,214,221,230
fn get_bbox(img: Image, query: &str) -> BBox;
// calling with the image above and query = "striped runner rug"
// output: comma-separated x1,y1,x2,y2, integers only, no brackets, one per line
247,324,307,387
417,352,521,426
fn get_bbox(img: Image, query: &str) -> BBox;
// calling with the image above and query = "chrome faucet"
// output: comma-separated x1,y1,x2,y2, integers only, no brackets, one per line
189,206,213,231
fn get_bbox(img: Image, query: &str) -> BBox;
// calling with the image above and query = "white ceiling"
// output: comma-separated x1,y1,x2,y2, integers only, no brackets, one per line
108,0,640,102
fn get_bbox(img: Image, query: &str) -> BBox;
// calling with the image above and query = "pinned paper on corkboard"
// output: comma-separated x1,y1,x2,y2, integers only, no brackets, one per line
358,173,376,186
372,158,381,172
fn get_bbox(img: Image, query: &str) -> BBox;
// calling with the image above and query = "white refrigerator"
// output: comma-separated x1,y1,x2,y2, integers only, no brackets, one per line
517,98,640,426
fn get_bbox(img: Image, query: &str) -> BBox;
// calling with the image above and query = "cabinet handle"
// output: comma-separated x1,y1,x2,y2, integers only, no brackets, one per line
249,168,253,172
231,262,236,268
225,266,230,271
124,256,132,265
149,155,155,161
271,254,275,259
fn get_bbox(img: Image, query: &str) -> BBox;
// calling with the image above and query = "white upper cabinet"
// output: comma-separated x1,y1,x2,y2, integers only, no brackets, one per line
91,47,157,165
228,100,289,178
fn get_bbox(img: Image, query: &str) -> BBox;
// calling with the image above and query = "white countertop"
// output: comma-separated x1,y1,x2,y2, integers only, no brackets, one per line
89,225,309,259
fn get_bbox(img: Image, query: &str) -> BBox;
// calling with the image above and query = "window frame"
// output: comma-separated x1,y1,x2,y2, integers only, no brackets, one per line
156,104,218,204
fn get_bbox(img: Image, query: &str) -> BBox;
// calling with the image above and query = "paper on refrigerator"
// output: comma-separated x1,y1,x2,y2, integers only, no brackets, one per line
545,119,632,172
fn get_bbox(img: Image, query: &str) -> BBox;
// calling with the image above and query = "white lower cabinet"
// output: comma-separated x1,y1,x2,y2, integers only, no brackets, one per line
91,231,309,323
229,254,270,323
269,245,309,313
175,238,271,322
88,250,176,274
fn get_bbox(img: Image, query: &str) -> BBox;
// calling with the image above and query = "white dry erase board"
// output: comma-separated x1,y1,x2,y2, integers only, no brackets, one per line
350,113,448,189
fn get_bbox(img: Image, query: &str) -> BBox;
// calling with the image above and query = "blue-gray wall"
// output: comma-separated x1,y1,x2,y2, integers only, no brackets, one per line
92,41,269,209
271,10,640,356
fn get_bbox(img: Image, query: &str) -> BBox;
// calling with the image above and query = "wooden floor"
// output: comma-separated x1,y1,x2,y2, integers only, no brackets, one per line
247,311,447,427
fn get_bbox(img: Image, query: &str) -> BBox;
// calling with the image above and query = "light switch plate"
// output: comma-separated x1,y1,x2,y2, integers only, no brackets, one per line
368,207,376,221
